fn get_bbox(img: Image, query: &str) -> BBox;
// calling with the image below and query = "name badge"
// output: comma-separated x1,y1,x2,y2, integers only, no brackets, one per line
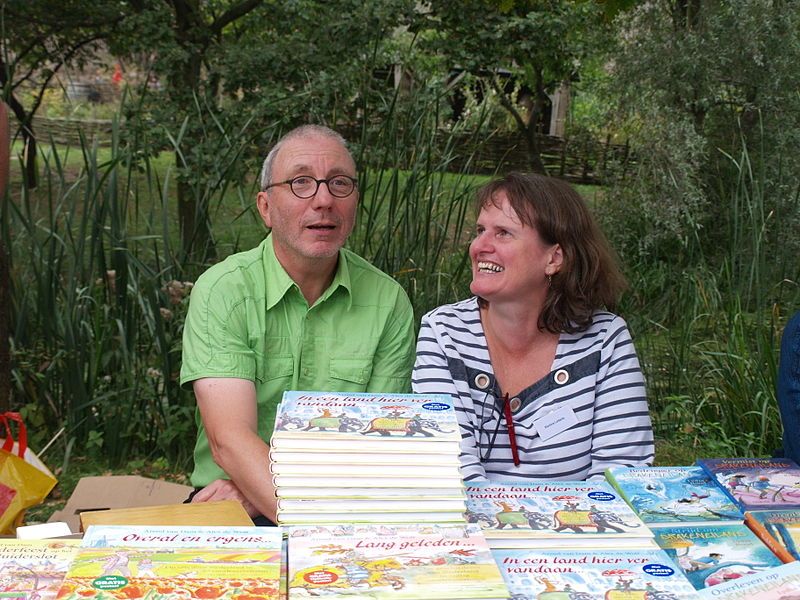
532,406,578,441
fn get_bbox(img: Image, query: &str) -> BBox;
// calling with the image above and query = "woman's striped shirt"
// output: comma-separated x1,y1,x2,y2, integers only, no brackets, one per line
412,297,654,481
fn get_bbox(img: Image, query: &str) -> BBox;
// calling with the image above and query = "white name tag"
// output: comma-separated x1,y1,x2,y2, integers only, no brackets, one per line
532,406,578,441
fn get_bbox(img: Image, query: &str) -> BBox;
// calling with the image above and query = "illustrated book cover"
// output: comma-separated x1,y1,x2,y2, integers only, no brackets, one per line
464,480,653,545
286,523,509,599
605,465,744,525
696,457,800,511
651,523,784,591
270,391,461,450
0,539,78,600
744,508,800,562
492,547,699,600
695,560,800,599
57,525,282,600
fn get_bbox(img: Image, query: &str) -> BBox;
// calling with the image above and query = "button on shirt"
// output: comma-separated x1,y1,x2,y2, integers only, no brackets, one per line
181,235,415,486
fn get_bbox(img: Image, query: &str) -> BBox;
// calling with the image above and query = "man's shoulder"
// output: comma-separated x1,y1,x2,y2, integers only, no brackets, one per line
342,248,406,296
194,241,268,294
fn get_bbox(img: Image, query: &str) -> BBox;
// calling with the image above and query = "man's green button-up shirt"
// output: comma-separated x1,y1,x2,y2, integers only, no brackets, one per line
180,235,415,487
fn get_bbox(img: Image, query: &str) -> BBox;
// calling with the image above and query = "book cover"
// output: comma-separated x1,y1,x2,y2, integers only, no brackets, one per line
0,539,78,600
277,510,467,525
269,450,460,466
696,457,800,511
695,561,800,599
286,523,509,599
744,509,800,562
271,391,461,447
465,480,652,543
492,547,698,600
605,465,743,524
651,523,784,591
58,526,282,600
271,462,461,478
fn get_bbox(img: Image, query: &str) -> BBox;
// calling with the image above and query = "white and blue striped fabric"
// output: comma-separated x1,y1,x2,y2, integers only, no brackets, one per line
412,297,655,482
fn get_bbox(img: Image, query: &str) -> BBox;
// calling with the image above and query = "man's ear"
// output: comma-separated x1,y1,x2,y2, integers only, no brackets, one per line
547,244,564,275
256,191,272,228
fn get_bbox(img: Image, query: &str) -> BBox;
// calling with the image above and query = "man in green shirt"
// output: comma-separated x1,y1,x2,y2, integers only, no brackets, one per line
180,125,415,524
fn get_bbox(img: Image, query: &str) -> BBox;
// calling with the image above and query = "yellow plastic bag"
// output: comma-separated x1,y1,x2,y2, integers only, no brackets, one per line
0,412,57,533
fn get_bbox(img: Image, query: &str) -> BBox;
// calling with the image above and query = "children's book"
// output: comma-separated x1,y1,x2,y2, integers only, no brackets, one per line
272,475,464,489
286,523,510,599
695,560,800,599
744,508,800,562
651,523,784,591
270,391,461,449
271,462,461,478
276,486,466,499
464,480,653,546
696,457,800,511
277,510,467,525
0,539,78,600
57,525,282,600
606,465,744,524
270,450,461,466
492,547,699,600
276,497,467,513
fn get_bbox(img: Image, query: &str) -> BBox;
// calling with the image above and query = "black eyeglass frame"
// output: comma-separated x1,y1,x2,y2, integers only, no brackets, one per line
263,175,358,199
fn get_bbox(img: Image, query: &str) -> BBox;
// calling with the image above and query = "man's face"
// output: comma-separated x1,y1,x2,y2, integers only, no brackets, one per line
257,134,358,269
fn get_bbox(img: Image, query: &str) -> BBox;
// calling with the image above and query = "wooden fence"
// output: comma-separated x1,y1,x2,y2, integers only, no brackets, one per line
29,117,630,184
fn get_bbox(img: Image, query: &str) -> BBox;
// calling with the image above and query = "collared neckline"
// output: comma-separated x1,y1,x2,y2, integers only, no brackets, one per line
263,234,353,310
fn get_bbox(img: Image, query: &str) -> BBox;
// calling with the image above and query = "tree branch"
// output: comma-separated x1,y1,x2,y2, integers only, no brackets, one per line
210,0,263,36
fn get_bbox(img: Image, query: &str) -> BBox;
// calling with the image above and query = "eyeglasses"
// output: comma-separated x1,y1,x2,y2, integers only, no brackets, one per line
477,391,521,467
264,175,357,199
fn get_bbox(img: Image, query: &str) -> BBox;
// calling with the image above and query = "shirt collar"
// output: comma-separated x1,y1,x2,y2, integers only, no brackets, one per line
263,234,353,310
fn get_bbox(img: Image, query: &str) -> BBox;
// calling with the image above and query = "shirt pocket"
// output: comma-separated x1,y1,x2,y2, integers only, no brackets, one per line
329,356,374,390
256,354,294,383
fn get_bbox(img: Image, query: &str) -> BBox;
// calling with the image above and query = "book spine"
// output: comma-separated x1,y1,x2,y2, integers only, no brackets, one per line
744,511,796,563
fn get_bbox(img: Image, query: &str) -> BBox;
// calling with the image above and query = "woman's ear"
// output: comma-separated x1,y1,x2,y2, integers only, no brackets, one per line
546,244,563,275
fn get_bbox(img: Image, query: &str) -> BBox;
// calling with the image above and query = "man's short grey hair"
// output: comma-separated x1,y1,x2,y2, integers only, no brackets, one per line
259,125,350,192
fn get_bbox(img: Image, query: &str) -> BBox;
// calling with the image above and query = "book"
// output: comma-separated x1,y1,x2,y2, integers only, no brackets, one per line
271,391,461,449
276,497,467,513
277,510,467,525
696,457,800,511
271,462,461,478
272,475,464,489
651,523,784,591
696,560,800,599
57,525,282,600
286,523,510,599
276,486,465,499
464,480,653,547
605,465,744,524
492,547,699,599
0,539,78,600
744,508,800,562
269,450,461,466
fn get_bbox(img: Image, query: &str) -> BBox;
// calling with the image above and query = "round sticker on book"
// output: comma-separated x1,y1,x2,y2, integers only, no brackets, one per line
92,575,128,590
643,563,675,577
587,491,616,502
304,569,339,585
422,402,450,411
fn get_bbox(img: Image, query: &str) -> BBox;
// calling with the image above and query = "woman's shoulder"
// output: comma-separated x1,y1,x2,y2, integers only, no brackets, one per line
422,297,480,324
563,310,631,342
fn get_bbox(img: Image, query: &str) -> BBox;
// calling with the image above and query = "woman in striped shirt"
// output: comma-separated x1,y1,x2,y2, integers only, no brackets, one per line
413,172,654,481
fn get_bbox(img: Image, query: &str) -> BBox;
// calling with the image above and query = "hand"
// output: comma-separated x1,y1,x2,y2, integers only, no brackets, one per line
191,479,260,518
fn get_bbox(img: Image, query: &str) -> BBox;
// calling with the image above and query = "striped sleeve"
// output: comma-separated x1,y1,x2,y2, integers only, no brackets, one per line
588,316,655,477
413,311,487,481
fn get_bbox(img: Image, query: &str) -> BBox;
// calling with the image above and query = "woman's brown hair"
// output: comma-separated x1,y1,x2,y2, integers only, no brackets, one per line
475,172,627,334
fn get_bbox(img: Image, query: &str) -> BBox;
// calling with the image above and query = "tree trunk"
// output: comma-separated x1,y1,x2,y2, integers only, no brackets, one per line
0,102,9,412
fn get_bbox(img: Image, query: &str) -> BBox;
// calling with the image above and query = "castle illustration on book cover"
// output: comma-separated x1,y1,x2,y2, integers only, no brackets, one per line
696,458,800,511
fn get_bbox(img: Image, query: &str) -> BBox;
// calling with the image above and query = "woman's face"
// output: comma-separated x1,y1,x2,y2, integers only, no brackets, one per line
469,191,560,305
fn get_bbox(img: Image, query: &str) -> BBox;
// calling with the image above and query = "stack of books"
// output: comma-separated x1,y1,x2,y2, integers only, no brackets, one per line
285,523,510,599
464,480,655,549
0,539,79,600
606,464,784,593
270,391,467,525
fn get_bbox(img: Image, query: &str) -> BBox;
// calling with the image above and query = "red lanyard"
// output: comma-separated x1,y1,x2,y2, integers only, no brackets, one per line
502,392,520,467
